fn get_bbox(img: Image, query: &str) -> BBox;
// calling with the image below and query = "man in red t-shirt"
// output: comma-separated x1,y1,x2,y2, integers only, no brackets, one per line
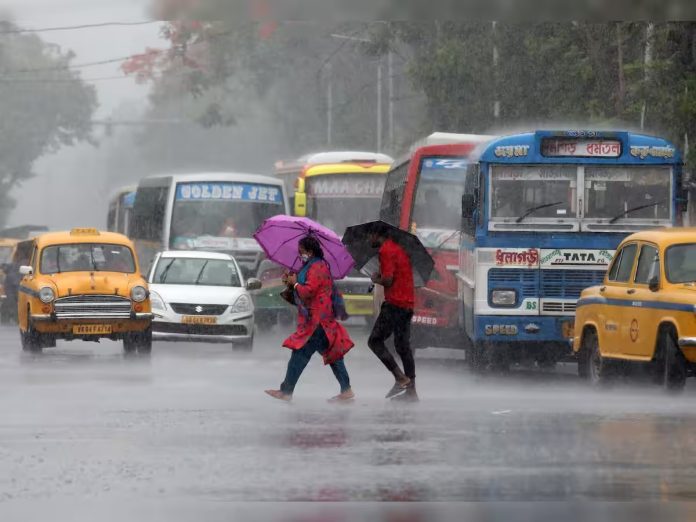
367,224,418,401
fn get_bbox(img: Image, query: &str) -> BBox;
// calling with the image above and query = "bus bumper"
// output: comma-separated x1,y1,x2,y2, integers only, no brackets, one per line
474,315,575,344
344,294,374,317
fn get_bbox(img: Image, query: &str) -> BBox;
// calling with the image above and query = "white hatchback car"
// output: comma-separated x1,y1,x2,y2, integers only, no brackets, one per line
148,251,262,350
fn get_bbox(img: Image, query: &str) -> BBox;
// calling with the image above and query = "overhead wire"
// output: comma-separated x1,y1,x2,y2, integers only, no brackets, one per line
0,20,159,35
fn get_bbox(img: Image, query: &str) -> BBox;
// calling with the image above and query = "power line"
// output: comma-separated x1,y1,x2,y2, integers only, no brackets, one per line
5,53,160,74
0,75,134,84
0,20,159,35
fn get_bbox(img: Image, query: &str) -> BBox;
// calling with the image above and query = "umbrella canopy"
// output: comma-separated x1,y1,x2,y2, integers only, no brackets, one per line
253,215,355,280
342,220,435,287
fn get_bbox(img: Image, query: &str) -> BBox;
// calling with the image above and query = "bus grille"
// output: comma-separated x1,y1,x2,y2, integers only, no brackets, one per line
54,295,132,319
540,270,605,300
488,269,538,300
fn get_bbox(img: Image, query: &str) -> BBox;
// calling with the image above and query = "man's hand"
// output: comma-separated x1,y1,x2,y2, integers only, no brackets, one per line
370,272,380,284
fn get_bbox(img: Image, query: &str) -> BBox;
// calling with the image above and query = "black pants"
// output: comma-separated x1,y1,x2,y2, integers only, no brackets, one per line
368,302,415,380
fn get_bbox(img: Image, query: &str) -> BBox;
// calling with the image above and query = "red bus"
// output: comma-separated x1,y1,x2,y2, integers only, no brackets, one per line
378,133,494,349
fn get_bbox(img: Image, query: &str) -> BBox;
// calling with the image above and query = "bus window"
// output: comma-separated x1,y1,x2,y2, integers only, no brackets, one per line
107,202,117,232
380,160,410,226
131,187,169,241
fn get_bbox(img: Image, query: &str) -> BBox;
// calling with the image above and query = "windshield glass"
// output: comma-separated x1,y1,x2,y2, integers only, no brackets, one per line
153,257,241,287
665,244,696,283
584,166,671,221
306,174,385,235
40,244,135,274
412,158,469,250
0,246,14,264
490,165,576,221
170,182,284,250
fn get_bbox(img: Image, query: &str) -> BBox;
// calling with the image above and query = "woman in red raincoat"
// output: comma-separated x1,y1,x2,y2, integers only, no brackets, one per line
265,236,355,402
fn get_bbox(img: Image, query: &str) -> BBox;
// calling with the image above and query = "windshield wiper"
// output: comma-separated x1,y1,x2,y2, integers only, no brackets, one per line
609,200,664,224
435,230,461,250
515,201,564,223
158,259,176,284
194,261,209,285
89,248,99,272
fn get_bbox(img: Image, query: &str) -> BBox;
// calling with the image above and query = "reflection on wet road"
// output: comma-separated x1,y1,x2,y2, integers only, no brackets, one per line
0,323,695,515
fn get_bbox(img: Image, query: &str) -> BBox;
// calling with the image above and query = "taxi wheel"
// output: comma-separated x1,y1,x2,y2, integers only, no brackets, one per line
234,338,254,352
586,330,613,386
663,333,687,392
20,324,42,353
123,329,152,356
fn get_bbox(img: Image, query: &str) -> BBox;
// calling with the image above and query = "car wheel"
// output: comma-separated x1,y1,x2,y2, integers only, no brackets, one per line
20,323,42,353
124,328,152,356
234,337,254,352
586,330,614,386
663,332,687,393
255,313,275,330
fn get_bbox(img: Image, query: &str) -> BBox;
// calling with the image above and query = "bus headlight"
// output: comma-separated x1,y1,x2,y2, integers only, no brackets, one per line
39,287,55,303
490,290,516,307
131,285,148,303
231,294,252,313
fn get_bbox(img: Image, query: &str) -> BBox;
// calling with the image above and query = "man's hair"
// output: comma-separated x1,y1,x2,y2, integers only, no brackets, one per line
299,235,324,259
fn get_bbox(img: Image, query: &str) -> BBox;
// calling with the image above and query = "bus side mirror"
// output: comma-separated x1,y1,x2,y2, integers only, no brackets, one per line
648,276,660,292
461,194,475,219
294,192,306,217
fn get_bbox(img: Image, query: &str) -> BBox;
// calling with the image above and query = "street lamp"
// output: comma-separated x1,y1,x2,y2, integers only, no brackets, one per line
329,32,394,153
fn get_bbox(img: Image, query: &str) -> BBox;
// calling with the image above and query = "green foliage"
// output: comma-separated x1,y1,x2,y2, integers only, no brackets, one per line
0,24,96,226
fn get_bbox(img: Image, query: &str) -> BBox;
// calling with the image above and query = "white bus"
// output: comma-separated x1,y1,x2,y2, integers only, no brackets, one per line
106,185,137,235
130,172,289,275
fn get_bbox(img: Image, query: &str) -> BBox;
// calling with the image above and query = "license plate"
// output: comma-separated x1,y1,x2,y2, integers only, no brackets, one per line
182,315,217,325
561,321,575,339
73,324,112,335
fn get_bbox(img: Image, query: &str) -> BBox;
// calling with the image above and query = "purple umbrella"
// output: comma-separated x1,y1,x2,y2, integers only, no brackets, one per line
253,215,355,280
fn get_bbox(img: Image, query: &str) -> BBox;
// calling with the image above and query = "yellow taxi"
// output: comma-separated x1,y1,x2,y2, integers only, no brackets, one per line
573,228,696,391
17,229,152,354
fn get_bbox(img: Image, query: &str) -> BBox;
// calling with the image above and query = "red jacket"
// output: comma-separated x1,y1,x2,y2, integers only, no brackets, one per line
282,261,354,365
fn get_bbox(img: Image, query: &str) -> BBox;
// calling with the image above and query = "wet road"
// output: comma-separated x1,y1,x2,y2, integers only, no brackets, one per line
0,323,695,518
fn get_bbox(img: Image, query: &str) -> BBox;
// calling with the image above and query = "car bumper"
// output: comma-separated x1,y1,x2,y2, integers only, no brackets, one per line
344,294,374,317
29,317,152,338
152,311,254,344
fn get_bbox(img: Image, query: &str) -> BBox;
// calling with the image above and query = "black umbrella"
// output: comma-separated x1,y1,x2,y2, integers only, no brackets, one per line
342,220,435,287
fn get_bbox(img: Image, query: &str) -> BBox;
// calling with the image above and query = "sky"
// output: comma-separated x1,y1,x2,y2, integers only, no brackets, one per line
1,0,166,229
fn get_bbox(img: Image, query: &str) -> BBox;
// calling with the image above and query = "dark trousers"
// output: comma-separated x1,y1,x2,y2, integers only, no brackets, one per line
280,326,351,395
368,302,415,380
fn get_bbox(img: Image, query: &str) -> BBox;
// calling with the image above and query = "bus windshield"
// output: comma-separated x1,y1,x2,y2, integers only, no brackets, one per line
490,165,577,222
412,158,469,250
306,174,385,235
584,165,671,221
170,182,284,249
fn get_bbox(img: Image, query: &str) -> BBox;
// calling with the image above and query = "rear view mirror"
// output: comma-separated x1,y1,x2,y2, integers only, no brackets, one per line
461,194,476,218
648,276,660,292
246,278,262,291
19,265,33,276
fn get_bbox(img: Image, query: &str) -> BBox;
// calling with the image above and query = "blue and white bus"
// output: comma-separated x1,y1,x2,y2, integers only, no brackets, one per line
457,130,684,369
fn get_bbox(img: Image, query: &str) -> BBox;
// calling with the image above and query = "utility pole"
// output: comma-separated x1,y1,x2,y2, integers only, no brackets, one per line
492,21,500,120
377,58,383,153
326,62,333,147
388,49,394,152
640,22,654,130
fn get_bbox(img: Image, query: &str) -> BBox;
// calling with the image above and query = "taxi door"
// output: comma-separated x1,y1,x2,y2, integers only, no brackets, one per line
625,242,660,358
599,242,639,357
17,242,38,330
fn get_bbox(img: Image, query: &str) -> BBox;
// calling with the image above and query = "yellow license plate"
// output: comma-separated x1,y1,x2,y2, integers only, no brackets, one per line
562,321,575,339
182,315,217,325
73,324,112,335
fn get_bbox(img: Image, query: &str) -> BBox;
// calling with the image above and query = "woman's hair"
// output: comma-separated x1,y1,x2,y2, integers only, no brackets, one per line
299,235,324,259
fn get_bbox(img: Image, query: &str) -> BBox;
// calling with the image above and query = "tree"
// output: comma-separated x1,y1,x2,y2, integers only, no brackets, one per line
0,22,97,226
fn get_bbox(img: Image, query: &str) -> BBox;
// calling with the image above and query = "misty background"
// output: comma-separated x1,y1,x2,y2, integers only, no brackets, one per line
1,2,695,230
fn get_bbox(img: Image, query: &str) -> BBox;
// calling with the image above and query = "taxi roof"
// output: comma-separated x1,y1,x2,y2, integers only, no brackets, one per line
624,227,696,246
33,230,133,248
304,163,391,177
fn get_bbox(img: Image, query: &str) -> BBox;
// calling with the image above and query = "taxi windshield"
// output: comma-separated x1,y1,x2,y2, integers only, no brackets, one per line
665,243,696,283
153,257,241,287
40,244,135,274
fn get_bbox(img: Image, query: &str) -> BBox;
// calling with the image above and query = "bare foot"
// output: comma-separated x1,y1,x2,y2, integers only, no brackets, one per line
328,389,355,403
265,389,292,402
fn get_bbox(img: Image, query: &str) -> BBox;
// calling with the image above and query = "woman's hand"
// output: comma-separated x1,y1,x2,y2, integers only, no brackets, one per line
286,273,297,286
